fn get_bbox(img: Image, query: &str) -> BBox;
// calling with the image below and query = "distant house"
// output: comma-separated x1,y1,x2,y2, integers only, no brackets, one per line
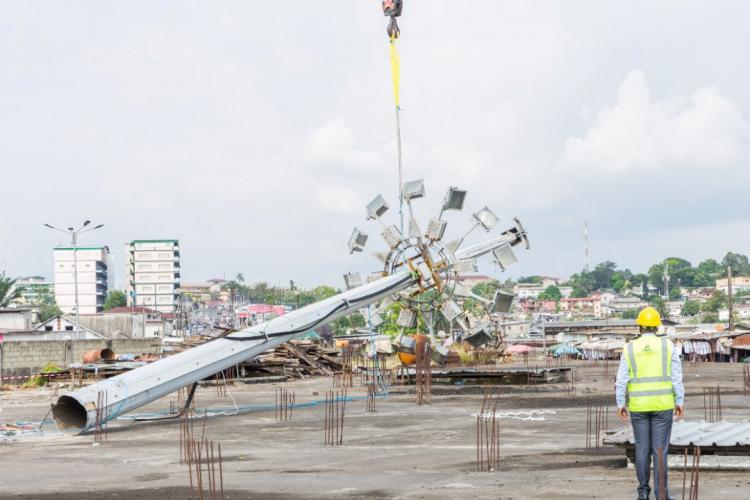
0,308,33,331
601,296,647,317
497,320,532,339
716,276,750,294
1,315,105,341
559,297,596,313
514,283,545,299
517,298,556,313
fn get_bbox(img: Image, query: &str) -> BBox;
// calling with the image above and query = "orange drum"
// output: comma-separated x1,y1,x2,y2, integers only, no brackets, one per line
398,351,416,365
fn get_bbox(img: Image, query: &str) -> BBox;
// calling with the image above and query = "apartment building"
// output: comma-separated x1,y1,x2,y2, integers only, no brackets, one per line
13,276,54,306
125,240,180,313
716,276,750,294
53,246,113,314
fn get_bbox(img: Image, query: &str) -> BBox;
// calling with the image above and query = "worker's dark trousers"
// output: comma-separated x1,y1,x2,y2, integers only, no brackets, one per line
630,410,673,499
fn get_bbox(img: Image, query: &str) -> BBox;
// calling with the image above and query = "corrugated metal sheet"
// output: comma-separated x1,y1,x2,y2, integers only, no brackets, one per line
604,420,750,447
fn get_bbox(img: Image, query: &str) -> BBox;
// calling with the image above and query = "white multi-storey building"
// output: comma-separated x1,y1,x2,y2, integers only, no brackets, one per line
53,246,113,314
125,240,180,313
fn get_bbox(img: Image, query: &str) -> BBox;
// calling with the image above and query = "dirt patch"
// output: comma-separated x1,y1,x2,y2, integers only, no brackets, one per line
0,488,392,500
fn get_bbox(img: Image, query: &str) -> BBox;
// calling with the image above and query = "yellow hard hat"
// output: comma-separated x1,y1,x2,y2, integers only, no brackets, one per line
636,306,662,327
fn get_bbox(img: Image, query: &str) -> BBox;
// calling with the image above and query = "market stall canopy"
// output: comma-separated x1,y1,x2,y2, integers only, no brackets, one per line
507,344,532,354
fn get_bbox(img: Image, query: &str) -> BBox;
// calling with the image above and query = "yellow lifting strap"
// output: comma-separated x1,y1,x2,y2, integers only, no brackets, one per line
389,36,401,108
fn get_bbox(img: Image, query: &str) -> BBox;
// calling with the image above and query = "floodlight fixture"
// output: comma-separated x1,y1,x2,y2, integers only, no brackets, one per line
472,206,498,232
492,245,518,271
366,194,390,220
425,218,447,241
377,295,395,313
445,239,461,256
431,343,449,364
441,187,467,212
490,289,515,314
396,333,416,353
348,227,368,254
408,217,421,239
454,259,478,274
441,299,463,322
397,307,418,328
503,217,530,249
464,323,493,348
382,225,403,248
369,312,385,328
402,179,425,201
343,272,363,290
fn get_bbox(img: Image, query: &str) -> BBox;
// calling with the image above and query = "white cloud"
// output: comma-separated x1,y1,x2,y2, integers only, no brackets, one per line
564,70,749,172
315,184,363,217
303,118,387,173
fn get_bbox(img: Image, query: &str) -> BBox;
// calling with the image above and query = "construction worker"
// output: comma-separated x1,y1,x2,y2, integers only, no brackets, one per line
615,306,685,500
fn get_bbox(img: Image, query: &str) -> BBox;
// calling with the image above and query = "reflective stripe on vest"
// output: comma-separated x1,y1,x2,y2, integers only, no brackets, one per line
625,335,675,412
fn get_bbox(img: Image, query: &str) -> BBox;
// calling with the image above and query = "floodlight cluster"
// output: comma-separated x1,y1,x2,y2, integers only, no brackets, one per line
344,180,530,342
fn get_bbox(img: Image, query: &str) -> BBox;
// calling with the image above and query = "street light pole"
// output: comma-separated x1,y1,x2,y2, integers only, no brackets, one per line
44,221,104,341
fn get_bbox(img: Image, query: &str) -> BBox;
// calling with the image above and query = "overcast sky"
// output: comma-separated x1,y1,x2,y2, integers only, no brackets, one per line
1,1,749,288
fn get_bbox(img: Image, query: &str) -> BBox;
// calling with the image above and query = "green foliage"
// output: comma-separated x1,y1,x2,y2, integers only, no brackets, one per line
648,295,669,319
722,252,750,276
517,276,542,284
21,362,61,388
471,280,502,300
701,290,727,313
621,309,639,320
694,259,723,287
103,290,127,310
681,300,701,317
700,313,720,324
649,257,694,294
570,285,588,298
0,271,20,308
538,285,562,301
39,302,62,322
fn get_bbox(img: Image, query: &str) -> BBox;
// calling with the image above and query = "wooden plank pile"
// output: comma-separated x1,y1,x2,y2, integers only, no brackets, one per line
242,341,346,380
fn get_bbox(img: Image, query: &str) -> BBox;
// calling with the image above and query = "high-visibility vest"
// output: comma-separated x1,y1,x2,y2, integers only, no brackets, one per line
625,335,675,412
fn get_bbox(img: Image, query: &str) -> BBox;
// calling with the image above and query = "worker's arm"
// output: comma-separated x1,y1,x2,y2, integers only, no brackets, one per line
615,354,629,421
671,346,685,419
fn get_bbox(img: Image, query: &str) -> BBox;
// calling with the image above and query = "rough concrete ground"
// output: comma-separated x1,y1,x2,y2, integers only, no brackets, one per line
1,361,749,499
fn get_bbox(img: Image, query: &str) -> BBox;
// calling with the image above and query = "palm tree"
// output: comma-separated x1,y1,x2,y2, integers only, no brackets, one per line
236,273,245,284
0,271,21,308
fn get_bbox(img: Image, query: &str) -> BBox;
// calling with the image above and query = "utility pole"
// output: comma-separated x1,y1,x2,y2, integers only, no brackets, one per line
44,221,104,341
727,266,734,333
663,261,670,300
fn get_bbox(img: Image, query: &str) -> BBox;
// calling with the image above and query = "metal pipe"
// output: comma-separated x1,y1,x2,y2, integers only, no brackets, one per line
52,271,415,430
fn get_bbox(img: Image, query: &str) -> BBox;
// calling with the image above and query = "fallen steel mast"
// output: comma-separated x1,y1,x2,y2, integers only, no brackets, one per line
52,270,414,430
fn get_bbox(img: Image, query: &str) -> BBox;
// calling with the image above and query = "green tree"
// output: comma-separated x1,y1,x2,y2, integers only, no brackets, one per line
621,309,639,320
721,252,750,276
103,290,127,310
701,290,727,313
538,285,562,301
472,280,502,300
0,271,20,308
694,259,723,287
590,261,617,290
517,276,542,284
681,300,701,317
700,313,720,323
570,285,588,298
611,271,627,293
39,302,62,322
648,295,669,319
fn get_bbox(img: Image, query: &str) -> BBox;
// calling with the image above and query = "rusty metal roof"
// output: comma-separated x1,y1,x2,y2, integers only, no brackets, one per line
604,421,750,447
